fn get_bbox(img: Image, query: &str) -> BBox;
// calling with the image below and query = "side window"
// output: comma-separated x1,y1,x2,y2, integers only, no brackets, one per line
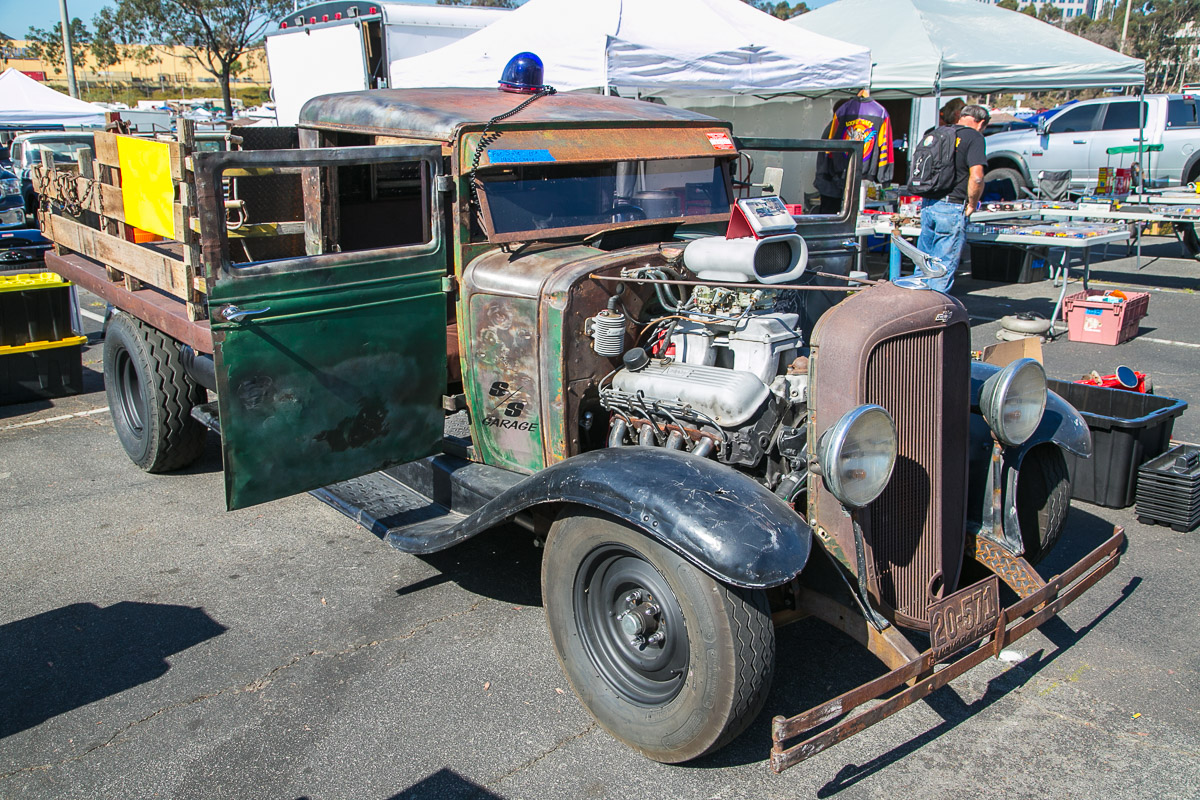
195,145,441,275
1048,106,1099,134
1100,101,1147,131
1167,99,1199,128
9,143,21,166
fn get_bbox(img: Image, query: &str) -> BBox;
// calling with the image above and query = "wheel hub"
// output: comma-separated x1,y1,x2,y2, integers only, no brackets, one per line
573,545,689,706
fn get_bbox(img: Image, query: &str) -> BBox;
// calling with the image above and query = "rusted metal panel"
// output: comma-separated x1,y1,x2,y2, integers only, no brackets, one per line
299,88,724,141
769,527,1125,772
808,282,972,630
459,127,739,170
46,252,213,353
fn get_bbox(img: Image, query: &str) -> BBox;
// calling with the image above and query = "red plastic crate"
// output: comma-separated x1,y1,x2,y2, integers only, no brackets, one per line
1063,289,1150,346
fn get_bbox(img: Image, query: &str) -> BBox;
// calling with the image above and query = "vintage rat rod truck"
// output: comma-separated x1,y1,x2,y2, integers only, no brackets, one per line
36,88,1123,771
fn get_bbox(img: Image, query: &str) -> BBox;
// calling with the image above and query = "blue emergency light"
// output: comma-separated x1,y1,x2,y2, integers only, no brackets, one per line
499,52,546,93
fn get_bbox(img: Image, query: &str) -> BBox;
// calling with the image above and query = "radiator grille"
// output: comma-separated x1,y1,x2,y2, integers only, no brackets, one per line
865,324,969,626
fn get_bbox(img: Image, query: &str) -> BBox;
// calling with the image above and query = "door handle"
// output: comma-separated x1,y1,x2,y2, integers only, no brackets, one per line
841,239,860,251
1073,140,1086,144
221,305,271,322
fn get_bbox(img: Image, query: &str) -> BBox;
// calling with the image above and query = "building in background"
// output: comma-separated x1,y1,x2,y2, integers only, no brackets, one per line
0,41,270,90
975,0,1100,20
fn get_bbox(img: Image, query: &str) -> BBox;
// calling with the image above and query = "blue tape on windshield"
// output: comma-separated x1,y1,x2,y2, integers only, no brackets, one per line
488,149,555,163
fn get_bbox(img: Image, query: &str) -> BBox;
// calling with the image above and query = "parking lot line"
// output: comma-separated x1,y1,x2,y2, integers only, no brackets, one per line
1,407,110,432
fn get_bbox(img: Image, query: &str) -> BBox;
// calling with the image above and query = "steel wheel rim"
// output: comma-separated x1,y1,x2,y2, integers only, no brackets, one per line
572,543,689,706
115,347,146,439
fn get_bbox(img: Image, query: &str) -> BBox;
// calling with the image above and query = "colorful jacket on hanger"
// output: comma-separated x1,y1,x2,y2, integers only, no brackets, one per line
814,97,895,197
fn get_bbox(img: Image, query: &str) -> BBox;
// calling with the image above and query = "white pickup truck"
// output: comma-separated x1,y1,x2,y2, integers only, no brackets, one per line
983,94,1200,193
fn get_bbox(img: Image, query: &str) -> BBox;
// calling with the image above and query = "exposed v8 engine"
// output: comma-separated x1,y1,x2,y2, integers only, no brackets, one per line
596,255,810,490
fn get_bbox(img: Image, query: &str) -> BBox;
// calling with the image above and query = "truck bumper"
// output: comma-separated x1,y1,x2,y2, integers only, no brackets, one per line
0,226,52,263
769,526,1125,772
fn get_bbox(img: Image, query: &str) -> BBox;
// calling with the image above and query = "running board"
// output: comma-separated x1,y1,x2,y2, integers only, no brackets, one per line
311,454,523,553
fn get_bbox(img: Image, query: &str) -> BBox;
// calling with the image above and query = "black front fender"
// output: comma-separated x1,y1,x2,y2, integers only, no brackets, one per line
432,447,812,590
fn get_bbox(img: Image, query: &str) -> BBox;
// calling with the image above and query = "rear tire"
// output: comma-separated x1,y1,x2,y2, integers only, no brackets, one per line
103,313,207,472
542,509,774,763
983,167,1028,197
1016,446,1071,564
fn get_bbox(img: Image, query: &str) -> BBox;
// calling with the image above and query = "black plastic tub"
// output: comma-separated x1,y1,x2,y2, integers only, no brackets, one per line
1048,379,1188,508
970,244,1049,284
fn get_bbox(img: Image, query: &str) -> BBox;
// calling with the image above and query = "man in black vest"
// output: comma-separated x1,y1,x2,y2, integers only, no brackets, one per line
916,104,989,293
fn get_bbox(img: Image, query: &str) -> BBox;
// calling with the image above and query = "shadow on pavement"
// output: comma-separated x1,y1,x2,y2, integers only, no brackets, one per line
0,601,227,739
385,768,506,799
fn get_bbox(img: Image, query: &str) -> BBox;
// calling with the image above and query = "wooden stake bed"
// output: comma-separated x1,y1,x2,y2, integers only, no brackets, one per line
34,116,208,323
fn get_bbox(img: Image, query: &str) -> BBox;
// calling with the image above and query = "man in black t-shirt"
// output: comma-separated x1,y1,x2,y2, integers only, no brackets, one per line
915,104,989,293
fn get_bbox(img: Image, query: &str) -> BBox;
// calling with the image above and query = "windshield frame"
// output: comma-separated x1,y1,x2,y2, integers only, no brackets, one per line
473,155,736,244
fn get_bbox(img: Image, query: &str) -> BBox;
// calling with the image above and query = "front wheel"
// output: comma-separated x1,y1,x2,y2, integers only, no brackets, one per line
542,509,774,763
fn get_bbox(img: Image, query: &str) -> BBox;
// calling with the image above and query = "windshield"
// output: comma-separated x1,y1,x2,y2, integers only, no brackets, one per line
478,157,731,240
24,139,93,167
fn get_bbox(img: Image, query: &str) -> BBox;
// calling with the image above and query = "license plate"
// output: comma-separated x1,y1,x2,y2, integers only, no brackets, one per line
928,577,1000,661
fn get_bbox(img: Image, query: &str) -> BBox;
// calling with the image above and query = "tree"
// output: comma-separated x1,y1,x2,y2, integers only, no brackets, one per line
100,0,291,117
1037,3,1063,22
740,0,807,19
1018,3,1039,16
1126,0,1200,92
25,19,92,77
996,0,1020,9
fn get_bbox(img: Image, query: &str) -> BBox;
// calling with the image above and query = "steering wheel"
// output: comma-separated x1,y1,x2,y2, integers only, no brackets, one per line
609,203,646,223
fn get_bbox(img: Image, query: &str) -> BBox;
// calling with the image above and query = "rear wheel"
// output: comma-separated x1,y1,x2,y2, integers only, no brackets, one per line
1016,446,1071,564
983,167,1027,197
103,313,207,472
542,509,774,763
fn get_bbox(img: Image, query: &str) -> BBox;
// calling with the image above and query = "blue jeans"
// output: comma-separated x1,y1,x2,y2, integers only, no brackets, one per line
917,199,966,294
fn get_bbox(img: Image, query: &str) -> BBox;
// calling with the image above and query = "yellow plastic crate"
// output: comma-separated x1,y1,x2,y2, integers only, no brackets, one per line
0,272,73,293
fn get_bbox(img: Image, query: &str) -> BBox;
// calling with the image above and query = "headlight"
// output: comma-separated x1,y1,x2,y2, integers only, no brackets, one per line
979,357,1047,446
817,404,898,509
0,178,19,197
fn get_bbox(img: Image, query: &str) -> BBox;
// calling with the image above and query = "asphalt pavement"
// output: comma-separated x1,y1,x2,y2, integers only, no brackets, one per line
1,242,1198,800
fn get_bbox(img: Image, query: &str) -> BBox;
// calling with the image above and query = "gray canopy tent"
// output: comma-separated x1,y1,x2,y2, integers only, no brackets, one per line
790,0,1144,97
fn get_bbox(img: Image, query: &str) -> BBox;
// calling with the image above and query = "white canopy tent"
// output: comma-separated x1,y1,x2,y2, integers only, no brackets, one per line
0,68,105,127
388,0,871,96
791,0,1143,96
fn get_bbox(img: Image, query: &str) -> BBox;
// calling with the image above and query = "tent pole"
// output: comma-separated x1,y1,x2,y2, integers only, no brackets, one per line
1136,84,1145,191
59,0,79,99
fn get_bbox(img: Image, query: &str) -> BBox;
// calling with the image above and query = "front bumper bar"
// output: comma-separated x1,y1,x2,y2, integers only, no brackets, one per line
769,526,1125,772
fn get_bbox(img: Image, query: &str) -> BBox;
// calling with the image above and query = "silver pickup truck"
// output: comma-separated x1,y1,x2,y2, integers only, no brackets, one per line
984,94,1200,193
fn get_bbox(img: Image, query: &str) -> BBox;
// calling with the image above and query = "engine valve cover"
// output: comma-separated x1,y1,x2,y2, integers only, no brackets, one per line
611,361,770,428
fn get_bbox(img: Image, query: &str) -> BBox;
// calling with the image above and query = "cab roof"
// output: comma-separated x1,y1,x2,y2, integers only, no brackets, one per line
298,88,724,140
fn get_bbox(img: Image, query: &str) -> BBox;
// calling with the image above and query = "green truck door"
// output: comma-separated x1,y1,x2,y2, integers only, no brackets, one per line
196,144,448,510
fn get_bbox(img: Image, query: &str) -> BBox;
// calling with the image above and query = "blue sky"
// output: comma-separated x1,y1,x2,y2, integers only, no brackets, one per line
2,0,838,39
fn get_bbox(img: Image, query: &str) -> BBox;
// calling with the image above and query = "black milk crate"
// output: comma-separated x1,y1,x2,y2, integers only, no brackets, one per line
1047,380,1188,508
1135,445,1200,532
0,336,86,404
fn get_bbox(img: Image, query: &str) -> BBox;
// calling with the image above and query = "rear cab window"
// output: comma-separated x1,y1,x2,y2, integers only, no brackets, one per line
1167,98,1199,128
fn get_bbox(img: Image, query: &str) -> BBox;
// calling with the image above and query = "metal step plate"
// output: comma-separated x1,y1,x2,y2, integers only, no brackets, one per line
312,471,463,541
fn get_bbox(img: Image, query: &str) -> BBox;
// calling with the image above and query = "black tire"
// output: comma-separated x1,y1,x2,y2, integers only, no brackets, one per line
103,312,207,472
542,509,774,763
983,167,1028,197
1016,446,1071,564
